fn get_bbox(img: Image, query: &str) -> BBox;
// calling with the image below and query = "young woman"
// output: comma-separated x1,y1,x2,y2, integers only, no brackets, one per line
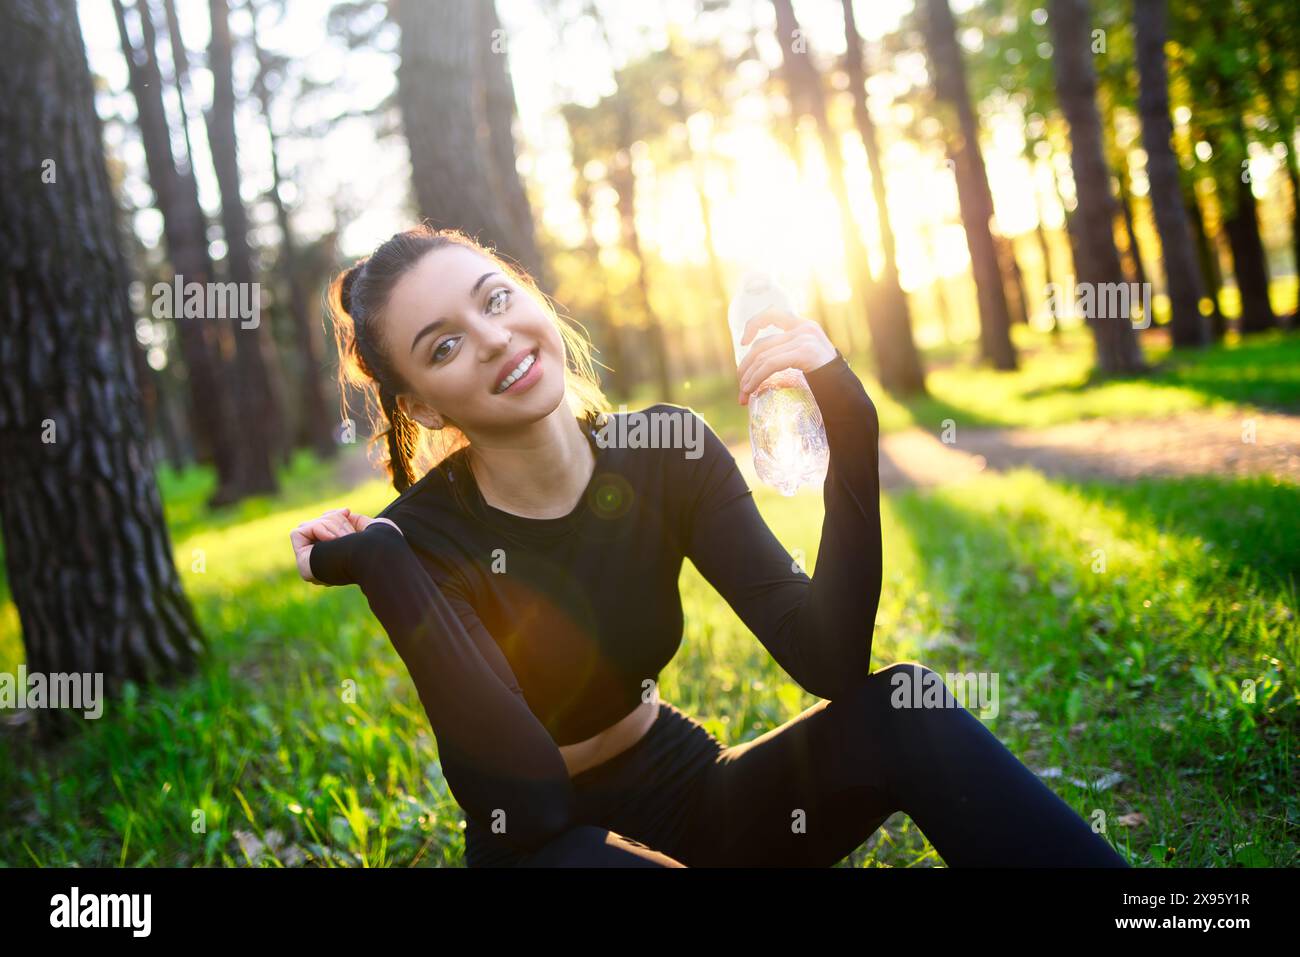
290,224,1129,868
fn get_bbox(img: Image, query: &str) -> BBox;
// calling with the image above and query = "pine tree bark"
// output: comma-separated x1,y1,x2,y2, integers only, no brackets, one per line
0,0,206,742
248,10,337,460
1244,0,1296,321
609,154,675,403
1117,176,1150,293
111,0,245,505
581,1,674,402
1222,169,1278,334
1031,178,1061,334
771,0,877,365
840,0,927,394
691,157,747,377
772,0,925,389
1197,7,1277,334
392,0,544,281
921,0,1018,370
1177,119,1228,341
996,232,1032,326
1134,0,1209,346
206,0,281,494
1185,181,1227,340
475,0,547,287
574,176,630,400
1194,113,1277,335
1047,0,1146,373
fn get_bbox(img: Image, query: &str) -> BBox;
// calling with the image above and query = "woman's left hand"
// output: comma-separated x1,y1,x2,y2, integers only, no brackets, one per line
736,307,839,405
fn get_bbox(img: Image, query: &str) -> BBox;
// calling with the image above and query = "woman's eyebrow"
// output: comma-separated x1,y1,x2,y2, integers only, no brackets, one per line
409,271,500,355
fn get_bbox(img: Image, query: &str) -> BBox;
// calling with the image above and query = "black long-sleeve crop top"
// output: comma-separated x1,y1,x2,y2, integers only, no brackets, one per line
307,347,882,853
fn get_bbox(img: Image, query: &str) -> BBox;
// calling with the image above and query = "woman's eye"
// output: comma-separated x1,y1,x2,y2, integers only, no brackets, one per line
429,290,509,363
432,337,459,363
487,287,511,314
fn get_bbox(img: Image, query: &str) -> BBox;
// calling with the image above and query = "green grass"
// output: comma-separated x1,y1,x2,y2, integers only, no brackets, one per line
1,444,1294,866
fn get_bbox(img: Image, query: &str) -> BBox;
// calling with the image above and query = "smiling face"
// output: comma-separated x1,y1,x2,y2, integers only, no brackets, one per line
382,243,567,435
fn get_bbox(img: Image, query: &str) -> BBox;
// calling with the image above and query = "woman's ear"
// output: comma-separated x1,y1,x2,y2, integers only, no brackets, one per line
397,393,443,430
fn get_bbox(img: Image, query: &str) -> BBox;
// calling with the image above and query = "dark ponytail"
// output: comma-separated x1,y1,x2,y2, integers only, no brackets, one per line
377,388,419,493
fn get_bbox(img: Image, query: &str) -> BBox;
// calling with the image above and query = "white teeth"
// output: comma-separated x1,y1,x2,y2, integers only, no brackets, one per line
496,351,536,393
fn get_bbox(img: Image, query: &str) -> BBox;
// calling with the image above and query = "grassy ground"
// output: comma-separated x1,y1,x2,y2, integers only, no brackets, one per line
1,324,1296,868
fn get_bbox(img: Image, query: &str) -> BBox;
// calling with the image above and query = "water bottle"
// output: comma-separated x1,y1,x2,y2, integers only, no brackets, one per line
727,271,829,496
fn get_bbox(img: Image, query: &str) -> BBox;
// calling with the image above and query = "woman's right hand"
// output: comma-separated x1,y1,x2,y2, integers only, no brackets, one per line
291,507,358,585
291,507,404,586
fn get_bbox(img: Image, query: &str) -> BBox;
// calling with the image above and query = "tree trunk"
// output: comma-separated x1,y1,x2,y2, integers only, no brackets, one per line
249,8,337,460
206,0,280,495
1250,3,1299,321
0,0,206,742
160,0,201,182
1134,0,1209,346
1195,4,1277,335
1193,113,1276,335
392,0,540,278
561,97,632,400
996,232,1032,326
840,0,927,394
1183,172,1227,339
682,124,746,378
133,338,186,470
155,364,191,469
1049,151,1084,292
1222,170,1277,333
1032,174,1061,335
111,0,245,506
773,0,925,390
1117,176,1150,293
1266,112,1300,303
921,221,956,343
575,174,630,401
1206,109,1276,335
693,168,745,376
610,155,674,403
1101,93,1150,297
475,0,548,287
1048,0,1146,374
776,110,854,355
774,0,873,365
921,0,1017,369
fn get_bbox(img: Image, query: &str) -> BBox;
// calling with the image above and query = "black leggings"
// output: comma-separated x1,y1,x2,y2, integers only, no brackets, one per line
464,663,1130,867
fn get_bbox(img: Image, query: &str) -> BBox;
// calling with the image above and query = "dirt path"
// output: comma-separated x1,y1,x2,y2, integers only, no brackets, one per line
872,411,1300,490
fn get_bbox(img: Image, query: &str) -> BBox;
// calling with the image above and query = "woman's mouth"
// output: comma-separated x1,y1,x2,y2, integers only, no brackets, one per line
493,347,541,395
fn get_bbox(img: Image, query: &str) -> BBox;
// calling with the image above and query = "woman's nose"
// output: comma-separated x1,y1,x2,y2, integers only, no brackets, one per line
483,322,513,351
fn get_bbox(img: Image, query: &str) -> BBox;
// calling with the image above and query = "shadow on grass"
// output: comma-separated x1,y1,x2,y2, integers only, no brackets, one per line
1018,330,1300,414
1054,474,1300,591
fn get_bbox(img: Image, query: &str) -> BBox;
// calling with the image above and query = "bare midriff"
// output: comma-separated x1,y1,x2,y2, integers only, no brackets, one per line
557,685,661,778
